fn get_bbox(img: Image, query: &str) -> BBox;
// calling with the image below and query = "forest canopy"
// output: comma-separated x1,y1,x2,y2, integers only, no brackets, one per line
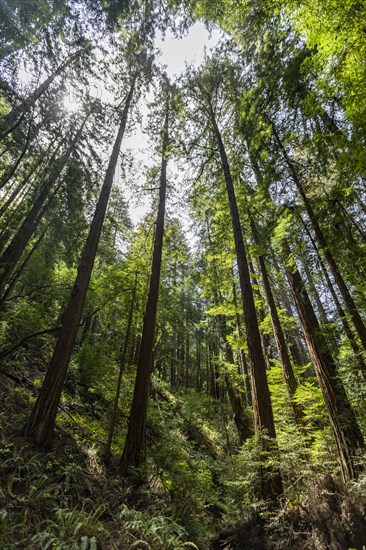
1,0,366,548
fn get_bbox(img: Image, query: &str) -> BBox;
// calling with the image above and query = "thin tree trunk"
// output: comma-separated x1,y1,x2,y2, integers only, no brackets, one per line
196,330,201,390
0,51,80,139
0,118,36,189
0,116,89,300
120,91,169,474
0,134,59,220
104,273,137,462
0,135,66,249
232,279,252,406
210,352,221,399
354,191,366,219
170,333,178,389
271,122,366,351
335,199,366,243
278,284,309,367
283,240,363,481
23,79,135,448
0,229,46,309
247,253,272,370
249,215,304,423
210,107,282,499
213,285,251,443
0,156,44,219
300,254,339,356
299,213,366,376
244,138,309,369
185,332,190,387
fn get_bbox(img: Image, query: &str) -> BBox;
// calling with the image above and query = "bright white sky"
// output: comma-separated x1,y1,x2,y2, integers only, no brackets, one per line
156,23,222,79
125,22,222,225
18,21,222,229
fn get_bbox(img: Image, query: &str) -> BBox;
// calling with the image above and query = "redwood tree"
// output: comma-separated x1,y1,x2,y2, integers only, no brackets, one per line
282,239,363,481
23,75,136,448
120,83,170,474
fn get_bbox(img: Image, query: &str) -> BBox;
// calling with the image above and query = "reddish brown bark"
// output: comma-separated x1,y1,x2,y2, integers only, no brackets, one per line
210,106,282,499
120,93,169,473
299,213,366,376
249,215,304,423
283,241,363,481
272,122,366,352
23,79,135,447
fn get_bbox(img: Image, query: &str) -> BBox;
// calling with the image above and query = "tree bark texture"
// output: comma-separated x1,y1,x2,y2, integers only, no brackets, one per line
210,107,283,499
272,122,366,352
299,213,366,376
23,79,135,447
249,215,304,423
283,241,363,481
120,93,169,473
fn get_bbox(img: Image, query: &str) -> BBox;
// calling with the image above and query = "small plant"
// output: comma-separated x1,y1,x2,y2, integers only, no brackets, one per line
30,504,108,549
118,504,198,549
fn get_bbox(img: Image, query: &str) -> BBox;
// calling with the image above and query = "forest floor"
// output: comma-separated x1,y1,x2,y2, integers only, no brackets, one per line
1,365,366,549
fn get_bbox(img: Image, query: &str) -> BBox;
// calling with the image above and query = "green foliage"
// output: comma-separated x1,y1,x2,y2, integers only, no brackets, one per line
1,1,366,548
30,506,107,549
118,504,198,549
74,341,112,387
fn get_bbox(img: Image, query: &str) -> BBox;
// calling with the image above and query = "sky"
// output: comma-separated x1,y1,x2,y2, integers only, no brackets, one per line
17,21,222,229
156,23,222,80
124,22,223,226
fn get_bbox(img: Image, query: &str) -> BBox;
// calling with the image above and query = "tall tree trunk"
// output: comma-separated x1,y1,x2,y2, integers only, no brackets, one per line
22,79,135,448
249,215,304,423
104,273,137,462
0,156,44,219
0,116,89,300
212,358,221,398
0,51,81,139
0,134,59,220
278,284,309,368
299,213,366,376
210,106,282,500
0,229,46,309
208,249,250,441
120,92,169,474
185,332,190,387
170,333,178,389
335,199,366,244
300,254,339,356
213,288,251,443
247,253,272,370
244,138,309,369
205,341,209,394
271,122,366,351
283,240,363,481
196,330,201,390
232,279,252,406
0,136,66,253
0,118,37,189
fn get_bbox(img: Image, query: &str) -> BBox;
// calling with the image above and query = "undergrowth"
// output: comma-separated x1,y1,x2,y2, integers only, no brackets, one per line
2,363,366,549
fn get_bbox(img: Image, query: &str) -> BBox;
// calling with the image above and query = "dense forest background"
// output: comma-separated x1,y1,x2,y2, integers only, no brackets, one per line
1,0,366,548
